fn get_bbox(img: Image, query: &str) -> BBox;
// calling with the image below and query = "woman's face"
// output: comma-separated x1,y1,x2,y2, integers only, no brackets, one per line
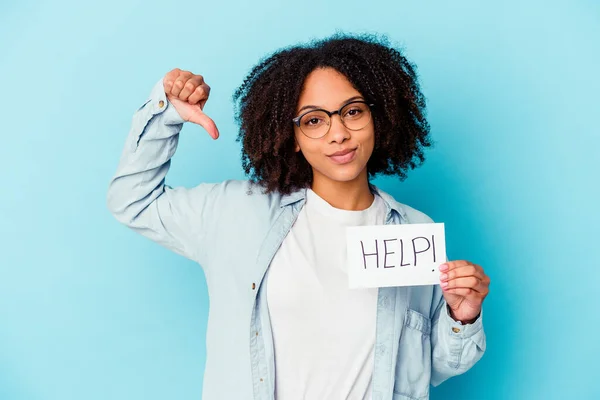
293,67,375,187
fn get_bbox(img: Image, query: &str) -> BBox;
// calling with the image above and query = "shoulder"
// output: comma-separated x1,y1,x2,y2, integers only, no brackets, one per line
398,202,435,224
373,186,434,224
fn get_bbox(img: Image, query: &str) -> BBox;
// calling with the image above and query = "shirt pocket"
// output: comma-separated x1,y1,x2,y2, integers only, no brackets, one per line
393,309,432,400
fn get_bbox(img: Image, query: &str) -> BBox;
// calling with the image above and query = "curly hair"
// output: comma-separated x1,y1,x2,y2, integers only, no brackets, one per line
233,32,431,195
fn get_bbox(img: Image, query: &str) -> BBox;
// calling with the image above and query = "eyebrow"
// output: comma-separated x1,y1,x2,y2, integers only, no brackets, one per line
296,96,365,114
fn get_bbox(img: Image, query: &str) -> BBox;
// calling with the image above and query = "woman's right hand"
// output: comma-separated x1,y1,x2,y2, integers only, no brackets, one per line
163,68,220,139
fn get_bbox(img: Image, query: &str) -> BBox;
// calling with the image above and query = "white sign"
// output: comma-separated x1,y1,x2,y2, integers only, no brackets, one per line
346,223,446,288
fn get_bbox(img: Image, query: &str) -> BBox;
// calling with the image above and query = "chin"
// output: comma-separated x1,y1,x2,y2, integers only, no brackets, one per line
319,165,367,183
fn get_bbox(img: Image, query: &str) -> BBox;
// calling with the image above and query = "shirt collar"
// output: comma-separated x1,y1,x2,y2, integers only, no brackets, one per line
280,184,408,224
280,187,307,207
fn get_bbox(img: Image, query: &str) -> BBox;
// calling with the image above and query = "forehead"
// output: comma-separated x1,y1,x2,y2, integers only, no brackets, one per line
297,67,362,110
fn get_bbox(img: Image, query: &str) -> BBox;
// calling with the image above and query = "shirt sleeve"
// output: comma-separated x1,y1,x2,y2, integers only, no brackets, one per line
106,78,219,265
430,283,486,386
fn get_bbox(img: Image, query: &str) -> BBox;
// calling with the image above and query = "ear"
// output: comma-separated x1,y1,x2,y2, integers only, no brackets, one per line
294,138,301,152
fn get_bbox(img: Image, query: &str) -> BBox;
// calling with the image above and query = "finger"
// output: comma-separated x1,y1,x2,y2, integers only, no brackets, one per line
188,109,220,140
179,75,205,101
163,68,182,92
188,83,210,105
442,276,487,294
438,260,468,274
442,264,483,281
442,287,480,297
169,71,193,97
439,260,469,272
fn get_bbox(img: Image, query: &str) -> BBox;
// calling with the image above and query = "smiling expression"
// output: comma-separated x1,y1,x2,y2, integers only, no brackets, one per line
293,67,375,187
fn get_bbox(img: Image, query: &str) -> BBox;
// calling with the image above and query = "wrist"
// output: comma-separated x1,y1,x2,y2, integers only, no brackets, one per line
447,304,480,325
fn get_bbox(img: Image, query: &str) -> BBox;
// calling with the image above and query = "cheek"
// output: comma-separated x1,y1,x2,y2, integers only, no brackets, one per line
295,140,325,169
367,135,375,156
294,131,318,156
298,143,320,161
360,128,376,158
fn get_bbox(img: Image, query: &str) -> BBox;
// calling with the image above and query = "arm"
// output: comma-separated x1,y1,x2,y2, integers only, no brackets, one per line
106,71,219,265
402,208,488,385
430,280,486,386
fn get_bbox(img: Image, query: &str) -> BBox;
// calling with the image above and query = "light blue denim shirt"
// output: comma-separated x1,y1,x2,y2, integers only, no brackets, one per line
106,79,486,400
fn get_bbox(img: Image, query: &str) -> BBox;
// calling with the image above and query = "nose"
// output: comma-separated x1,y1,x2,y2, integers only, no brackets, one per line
327,114,350,144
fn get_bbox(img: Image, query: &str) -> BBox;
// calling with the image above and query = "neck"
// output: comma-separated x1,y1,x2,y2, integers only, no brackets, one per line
311,170,374,211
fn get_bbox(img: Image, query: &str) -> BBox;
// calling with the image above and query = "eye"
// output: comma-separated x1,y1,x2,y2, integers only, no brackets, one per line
341,101,369,119
300,110,328,129
305,117,323,126
344,107,365,119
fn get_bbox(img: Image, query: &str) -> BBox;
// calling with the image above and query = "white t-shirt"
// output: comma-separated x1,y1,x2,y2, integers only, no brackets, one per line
266,188,388,400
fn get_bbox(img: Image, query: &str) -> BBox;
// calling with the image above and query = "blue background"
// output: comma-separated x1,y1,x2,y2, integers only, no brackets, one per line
1,0,599,399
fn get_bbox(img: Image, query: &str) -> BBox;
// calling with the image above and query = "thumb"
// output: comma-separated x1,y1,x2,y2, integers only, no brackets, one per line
188,109,220,140
442,291,462,309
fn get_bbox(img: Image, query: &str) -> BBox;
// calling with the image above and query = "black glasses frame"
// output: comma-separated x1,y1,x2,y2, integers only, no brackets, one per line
292,100,375,139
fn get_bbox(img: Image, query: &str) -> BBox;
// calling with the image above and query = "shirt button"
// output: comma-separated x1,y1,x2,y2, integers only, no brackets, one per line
260,378,264,382
256,331,259,336
158,100,165,108
452,327,461,333
252,283,256,290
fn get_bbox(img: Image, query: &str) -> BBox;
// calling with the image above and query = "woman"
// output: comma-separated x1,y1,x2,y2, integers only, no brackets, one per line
107,34,490,400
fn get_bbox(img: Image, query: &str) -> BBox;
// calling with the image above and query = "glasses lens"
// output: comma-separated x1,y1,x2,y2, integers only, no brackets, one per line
341,102,371,130
300,110,330,138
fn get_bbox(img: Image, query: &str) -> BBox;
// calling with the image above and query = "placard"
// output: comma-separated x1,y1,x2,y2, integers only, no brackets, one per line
346,223,446,288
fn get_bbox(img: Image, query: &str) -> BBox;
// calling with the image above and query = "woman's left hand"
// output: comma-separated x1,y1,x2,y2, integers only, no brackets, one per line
439,260,490,324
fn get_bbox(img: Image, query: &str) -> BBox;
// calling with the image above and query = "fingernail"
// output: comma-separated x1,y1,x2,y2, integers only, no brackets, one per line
441,281,449,288
440,273,448,281
439,264,449,272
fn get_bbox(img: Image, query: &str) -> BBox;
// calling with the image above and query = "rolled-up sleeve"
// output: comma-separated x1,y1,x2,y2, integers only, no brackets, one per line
430,284,486,386
106,78,218,265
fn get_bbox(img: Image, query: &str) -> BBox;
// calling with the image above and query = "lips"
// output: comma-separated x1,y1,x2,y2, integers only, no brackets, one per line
327,148,357,164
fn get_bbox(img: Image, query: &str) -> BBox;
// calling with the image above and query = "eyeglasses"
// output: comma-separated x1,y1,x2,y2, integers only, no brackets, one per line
292,100,374,139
